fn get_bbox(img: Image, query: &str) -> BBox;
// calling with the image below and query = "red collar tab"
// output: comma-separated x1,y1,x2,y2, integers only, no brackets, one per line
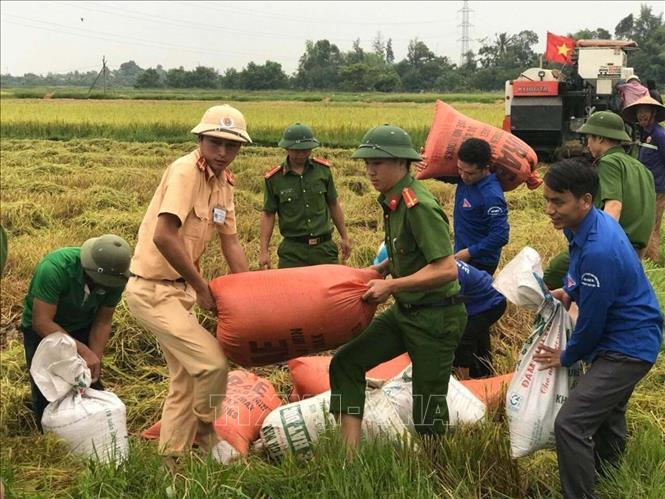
402,187,419,208
311,157,331,167
386,195,401,212
224,170,235,186
196,156,214,181
264,165,282,179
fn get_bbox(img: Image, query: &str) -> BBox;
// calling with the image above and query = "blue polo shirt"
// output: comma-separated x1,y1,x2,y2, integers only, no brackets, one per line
444,174,509,268
560,208,663,367
456,261,506,316
638,123,665,193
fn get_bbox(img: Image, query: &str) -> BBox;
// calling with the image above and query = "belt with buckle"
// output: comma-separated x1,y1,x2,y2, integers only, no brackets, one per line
131,273,186,283
397,295,466,311
286,233,333,246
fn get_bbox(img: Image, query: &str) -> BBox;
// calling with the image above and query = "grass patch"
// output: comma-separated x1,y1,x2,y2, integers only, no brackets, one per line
0,99,503,148
1,86,502,104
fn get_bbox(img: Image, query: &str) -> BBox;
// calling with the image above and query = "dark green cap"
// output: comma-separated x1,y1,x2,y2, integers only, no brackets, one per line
278,123,320,150
80,234,132,288
577,111,631,142
352,125,422,161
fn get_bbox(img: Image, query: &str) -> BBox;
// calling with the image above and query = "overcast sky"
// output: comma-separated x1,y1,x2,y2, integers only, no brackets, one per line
1,1,662,75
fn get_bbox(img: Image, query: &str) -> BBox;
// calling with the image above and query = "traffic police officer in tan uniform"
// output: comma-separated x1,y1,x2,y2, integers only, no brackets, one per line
124,105,251,462
329,125,467,450
259,123,351,269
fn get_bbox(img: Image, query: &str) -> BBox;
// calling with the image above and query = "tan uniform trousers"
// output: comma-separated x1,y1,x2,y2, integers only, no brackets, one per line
646,193,665,263
125,276,228,456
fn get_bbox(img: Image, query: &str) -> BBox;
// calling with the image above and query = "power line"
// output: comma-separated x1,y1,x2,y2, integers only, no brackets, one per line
1,14,301,62
190,1,457,26
63,1,360,44
81,1,455,45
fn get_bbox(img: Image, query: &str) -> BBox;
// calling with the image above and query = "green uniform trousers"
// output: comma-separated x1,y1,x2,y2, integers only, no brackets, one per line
543,251,570,290
277,238,338,268
329,302,467,435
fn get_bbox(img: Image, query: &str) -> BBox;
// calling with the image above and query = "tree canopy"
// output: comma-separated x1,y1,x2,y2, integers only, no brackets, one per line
2,6,663,92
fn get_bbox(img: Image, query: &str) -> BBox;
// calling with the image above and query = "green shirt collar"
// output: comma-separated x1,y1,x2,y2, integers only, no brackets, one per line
282,157,314,175
598,145,625,160
378,173,414,208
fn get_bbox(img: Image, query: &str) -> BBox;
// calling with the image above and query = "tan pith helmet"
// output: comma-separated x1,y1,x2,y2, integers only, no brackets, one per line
191,105,252,143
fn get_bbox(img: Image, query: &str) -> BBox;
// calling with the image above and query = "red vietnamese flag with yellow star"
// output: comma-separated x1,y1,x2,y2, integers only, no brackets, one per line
545,32,575,64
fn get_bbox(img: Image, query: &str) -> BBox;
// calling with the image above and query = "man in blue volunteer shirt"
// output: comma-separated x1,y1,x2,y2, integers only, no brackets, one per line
534,158,663,499
374,244,506,379
453,260,506,379
435,138,509,275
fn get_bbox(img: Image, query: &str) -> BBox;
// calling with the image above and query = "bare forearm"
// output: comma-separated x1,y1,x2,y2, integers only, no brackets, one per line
32,319,93,359
329,200,348,239
31,318,67,338
221,235,250,273
603,200,622,221
88,324,112,358
260,212,276,251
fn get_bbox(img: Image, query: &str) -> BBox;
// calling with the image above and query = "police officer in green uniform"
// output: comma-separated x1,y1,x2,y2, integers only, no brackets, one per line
543,111,656,289
260,123,351,269
20,234,132,430
329,125,467,450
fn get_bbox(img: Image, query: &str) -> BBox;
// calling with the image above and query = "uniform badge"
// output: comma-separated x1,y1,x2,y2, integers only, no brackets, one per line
401,187,419,208
213,206,227,224
221,117,234,128
462,198,472,208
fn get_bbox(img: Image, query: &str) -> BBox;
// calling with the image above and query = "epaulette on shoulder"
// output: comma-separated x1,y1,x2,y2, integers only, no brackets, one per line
402,187,419,208
311,156,332,167
224,170,235,186
264,165,282,179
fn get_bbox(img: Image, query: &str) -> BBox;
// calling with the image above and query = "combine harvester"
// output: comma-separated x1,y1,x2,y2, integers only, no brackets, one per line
503,39,638,160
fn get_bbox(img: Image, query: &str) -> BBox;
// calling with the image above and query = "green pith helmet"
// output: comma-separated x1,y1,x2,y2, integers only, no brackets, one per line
577,111,631,142
352,124,422,161
80,234,132,288
278,123,320,150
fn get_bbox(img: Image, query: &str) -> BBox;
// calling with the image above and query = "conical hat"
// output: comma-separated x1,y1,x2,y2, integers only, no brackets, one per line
622,95,665,123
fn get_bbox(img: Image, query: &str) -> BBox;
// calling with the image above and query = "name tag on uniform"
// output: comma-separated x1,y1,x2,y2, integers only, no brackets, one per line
213,207,227,224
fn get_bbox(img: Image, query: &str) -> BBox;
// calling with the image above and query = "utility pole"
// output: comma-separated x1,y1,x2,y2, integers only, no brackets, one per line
88,56,109,96
458,1,472,66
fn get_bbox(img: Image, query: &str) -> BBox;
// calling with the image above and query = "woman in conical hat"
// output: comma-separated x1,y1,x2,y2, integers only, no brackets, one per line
622,95,665,262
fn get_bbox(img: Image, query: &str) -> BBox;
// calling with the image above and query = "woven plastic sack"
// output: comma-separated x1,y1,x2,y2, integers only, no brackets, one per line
495,249,582,458
418,100,541,191
31,333,128,463
211,265,380,366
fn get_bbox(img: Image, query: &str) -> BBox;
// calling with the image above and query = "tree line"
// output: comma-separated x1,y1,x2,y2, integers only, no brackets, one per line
2,5,663,92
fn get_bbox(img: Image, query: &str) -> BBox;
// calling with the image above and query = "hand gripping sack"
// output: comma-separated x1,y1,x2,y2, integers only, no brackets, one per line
418,100,542,191
287,353,411,400
30,333,128,463
141,370,282,461
211,265,380,366
259,385,408,460
494,249,582,458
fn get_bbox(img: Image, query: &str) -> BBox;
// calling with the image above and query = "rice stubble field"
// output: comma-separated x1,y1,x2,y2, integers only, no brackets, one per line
0,95,663,498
